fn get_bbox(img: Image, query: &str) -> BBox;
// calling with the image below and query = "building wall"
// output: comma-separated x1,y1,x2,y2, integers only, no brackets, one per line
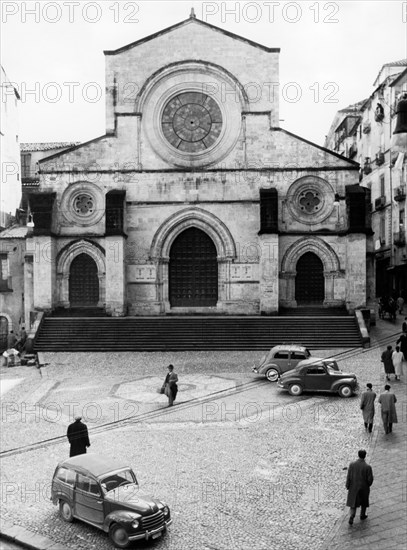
0,66,21,229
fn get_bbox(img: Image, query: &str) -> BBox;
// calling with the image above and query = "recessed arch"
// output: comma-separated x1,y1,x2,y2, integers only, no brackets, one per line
56,239,106,308
281,236,340,274
150,207,237,261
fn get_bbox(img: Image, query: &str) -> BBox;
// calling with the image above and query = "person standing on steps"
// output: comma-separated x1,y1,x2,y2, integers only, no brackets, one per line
381,345,395,381
346,449,374,525
360,383,376,433
162,364,178,407
67,416,91,457
378,385,398,434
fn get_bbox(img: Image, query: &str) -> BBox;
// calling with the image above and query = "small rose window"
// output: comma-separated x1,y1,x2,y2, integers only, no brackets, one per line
74,194,94,216
299,190,321,213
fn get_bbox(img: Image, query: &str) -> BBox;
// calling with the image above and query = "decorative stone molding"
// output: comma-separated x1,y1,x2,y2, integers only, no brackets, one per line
56,239,106,307
138,61,246,168
286,176,335,225
280,236,340,274
150,207,237,261
60,181,104,227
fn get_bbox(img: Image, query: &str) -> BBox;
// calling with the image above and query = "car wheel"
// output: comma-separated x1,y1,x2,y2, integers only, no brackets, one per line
59,500,74,523
265,368,279,382
109,524,130,549
338,385,353,398
288,384,303,396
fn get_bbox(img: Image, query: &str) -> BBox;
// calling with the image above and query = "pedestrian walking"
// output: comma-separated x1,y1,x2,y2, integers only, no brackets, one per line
378,385,398,434
392,346,405,380
16,326,27,353
396,294,404,314
360,383,376,433
346,449,374,525
396,332,407,359
381,345,395,381
162,364,178,407
402,317,407,334
67,416,91,457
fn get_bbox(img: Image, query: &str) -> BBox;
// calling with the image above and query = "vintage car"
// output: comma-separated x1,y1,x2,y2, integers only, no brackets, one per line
277,358,358,397
51,454,171,548
252,344,311,382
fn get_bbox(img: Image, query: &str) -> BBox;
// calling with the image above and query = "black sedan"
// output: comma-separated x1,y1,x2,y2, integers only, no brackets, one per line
277,358,358,398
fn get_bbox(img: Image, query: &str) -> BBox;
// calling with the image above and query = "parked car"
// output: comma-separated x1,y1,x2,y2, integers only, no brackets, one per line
252,344,311,382
277,359,358,398
51,454,172,548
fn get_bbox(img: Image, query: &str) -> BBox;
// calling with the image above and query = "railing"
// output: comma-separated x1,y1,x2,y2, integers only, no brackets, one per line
394,230,406,246
394,186,406,202
374,196,386,210
375,151,385,166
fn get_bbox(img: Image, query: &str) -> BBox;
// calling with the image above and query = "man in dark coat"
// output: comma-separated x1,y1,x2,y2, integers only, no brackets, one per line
346,449,374,525
381,345,395,381
360,383,376,433
67,416,91,457
378,385,398,434
163,364,178,407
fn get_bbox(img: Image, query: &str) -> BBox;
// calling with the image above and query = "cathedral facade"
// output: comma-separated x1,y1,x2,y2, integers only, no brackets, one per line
25,14,373,318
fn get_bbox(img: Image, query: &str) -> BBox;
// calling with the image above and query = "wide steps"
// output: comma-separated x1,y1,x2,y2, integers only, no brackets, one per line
34,316,363,351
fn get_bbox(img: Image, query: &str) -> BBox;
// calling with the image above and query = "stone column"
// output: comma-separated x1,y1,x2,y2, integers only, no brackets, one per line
23,255,34,328
258,234,279,314
280,272,296,308
105,236,125,316
32,236,56,311
345,234,367,312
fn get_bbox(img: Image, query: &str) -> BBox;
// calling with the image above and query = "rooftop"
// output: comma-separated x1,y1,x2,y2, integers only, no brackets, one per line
20,142,80,152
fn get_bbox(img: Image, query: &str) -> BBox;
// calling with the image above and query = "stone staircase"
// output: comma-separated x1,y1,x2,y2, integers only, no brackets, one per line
34,315,363,351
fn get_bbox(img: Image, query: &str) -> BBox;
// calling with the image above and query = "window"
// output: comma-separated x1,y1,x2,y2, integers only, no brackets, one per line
0,254,11,291
380,175,385,197
307,366,326,375
100,469,136,493
55,467,76,486
21,154,32,178
400,209,405,228
76,474,100,495
291,352,307,360
380,216,386,244
274,352,289,359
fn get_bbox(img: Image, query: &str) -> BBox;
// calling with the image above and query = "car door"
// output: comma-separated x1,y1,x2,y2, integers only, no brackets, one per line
303,365,332,391
272,351,290,374
74,473,105,526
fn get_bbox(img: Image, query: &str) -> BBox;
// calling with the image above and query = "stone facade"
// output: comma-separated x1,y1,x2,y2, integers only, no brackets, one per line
2,14,373,325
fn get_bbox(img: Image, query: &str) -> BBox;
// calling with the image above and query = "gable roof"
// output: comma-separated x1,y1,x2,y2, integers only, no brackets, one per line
104,13,279,55
21,142,80,152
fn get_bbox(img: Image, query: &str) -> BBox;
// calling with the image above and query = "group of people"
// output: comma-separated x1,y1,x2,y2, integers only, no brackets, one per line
2,327,28,366
380,330,407,381
360,382,398,435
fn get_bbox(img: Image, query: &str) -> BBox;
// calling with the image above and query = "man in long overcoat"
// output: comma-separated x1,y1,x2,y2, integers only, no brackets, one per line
163,364,178,407
378,385,398,434
346,449,374,524
67,416,91,457
381,345,395,381
360,383,376,433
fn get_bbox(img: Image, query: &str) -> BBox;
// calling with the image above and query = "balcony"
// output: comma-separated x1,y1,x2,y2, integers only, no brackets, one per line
375,196,386,210
394,186,406,202
375,151,385,166
363,158,372,175
362,121,371,134
394,230,406,246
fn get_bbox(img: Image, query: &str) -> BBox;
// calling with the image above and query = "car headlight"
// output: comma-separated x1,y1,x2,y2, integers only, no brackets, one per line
131,519,140,528
163,506,169,516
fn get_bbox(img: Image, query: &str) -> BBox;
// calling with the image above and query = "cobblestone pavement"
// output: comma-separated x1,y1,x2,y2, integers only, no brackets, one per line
0,320,406,550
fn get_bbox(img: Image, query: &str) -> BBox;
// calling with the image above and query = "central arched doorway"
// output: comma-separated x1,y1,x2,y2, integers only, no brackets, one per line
69,253,99,307
169,227,218,307
295,252,324,304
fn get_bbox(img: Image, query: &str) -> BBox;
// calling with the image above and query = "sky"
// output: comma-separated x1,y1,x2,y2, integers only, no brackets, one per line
1,0,406,146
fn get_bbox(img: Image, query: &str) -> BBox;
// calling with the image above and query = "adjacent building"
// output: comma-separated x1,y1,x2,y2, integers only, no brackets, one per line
326,59,407,299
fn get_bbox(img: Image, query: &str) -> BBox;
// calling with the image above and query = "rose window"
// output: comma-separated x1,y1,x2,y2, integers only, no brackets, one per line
161,92,223,153
74,194,94,216
299,191,321,213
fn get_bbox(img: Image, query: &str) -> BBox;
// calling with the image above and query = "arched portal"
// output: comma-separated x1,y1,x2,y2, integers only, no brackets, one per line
295,252,324,304
169,228,218,307
69,253,99,307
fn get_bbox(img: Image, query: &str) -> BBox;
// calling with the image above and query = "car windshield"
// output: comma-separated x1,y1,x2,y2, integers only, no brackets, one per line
100,469,136,493
327,365,340,374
